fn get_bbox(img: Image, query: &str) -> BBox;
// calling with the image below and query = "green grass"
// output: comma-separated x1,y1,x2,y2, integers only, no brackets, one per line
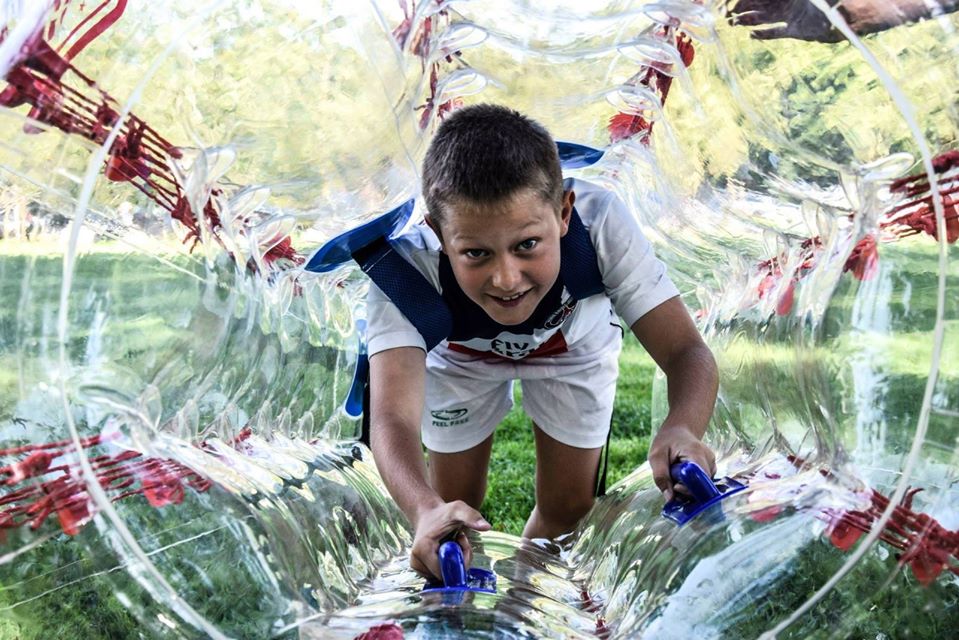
481,335,657,535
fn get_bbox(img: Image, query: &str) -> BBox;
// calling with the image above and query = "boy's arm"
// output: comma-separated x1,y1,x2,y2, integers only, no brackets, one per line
368,346,490,579
630,296,718,501
729,0,959,43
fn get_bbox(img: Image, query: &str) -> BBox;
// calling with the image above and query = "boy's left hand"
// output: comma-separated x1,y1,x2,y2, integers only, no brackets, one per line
647,425,716,502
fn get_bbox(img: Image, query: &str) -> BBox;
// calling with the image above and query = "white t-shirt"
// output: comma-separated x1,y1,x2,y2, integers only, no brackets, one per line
365,178,679,360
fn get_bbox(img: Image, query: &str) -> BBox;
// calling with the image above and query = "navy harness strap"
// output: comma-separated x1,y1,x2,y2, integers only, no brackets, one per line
353,237,451,352
560,207,605,300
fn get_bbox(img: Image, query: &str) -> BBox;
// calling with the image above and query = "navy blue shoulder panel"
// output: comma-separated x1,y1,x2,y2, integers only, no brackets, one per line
556,141,605,169
305,199,415,273
560,206,605,300
353,237,452,351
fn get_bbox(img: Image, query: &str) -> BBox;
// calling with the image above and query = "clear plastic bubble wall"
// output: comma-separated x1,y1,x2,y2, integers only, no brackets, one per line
0,1,956,638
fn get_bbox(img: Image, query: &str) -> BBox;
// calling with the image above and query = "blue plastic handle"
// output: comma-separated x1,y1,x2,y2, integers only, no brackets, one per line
438,541,468,588
422,539,496,594
662,461,746,525
670,461,722,503
343,319,368,418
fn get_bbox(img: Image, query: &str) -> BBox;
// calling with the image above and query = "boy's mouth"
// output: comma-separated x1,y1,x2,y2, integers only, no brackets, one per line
489,289,530,308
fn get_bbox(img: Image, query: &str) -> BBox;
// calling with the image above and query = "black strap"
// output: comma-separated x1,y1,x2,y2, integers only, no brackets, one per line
595,428,611,497
354,237,452,447
360,380,371,447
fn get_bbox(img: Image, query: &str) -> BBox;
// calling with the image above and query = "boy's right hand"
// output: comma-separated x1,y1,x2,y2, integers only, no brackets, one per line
411,500,491,581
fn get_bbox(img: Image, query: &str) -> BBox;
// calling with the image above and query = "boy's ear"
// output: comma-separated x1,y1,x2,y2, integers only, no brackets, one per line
424,214,445,249
558,190,575,236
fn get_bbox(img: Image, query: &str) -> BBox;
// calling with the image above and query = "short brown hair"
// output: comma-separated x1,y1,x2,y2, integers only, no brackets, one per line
421,104,563,226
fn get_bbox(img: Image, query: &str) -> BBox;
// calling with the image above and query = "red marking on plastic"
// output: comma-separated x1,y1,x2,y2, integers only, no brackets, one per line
827,516,864,551
767,457,959,586
884,154,959,244
397,2,462,130
811,478,959,585
608,32,694,143
62,0,129,61
0,17,302,269
749,151,959,309
844,234,879,281
595,616,610,639
0,427,261,536
749,505,784,523
580,589,602,613
755,238,820,315
354,622,405,640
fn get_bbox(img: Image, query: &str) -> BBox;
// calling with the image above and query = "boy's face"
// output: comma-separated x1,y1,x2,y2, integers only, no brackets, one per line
429,188,574,326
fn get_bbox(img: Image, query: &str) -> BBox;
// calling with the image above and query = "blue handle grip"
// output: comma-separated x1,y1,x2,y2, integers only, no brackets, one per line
343,319,369,418
670,461,721,503
438,541,468,588
344,352,368,418
423,539,496,594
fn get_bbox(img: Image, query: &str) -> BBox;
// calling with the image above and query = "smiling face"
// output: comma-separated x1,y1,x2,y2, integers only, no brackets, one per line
429,188,574,326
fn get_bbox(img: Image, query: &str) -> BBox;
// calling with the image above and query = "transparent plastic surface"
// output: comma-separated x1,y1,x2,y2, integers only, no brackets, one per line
0,1,956,638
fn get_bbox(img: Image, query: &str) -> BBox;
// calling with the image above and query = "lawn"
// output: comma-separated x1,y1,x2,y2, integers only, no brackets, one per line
482,336,657,535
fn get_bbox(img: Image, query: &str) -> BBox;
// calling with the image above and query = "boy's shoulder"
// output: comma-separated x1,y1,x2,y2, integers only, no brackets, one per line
391,218,441,253
385,217,444,288
564,176,609,199
564,177,624,227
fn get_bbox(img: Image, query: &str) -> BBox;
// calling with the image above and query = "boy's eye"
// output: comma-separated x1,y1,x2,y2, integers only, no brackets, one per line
464,249,488,259
516,238,538,251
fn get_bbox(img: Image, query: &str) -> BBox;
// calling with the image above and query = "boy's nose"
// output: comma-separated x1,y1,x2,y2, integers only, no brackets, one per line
490,256,523,292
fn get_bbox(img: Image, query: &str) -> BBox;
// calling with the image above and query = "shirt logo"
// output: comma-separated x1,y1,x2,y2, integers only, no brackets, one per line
490,338,532,359
431,408,469,427
544,298,578,329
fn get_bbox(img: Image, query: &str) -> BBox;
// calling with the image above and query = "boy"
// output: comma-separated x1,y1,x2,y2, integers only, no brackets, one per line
366,104,717,581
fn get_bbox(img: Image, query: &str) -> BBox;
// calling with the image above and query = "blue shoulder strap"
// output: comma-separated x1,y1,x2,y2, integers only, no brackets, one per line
304,199,415,273
560,205,605,299
352,237,452,351
556,141,604,169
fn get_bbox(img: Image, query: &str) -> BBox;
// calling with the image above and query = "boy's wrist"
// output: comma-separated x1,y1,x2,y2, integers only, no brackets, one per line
409,494,446,527
648,421,718,486
656,419,706,441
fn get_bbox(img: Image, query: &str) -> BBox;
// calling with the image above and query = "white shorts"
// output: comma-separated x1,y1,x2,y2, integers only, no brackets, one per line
421,321,624,453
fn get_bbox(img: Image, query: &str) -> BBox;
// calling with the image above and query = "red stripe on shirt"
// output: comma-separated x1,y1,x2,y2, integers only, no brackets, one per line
446,331,569,361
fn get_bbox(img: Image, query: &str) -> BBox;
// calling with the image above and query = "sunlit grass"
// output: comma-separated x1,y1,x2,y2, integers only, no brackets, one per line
482,336,657,535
